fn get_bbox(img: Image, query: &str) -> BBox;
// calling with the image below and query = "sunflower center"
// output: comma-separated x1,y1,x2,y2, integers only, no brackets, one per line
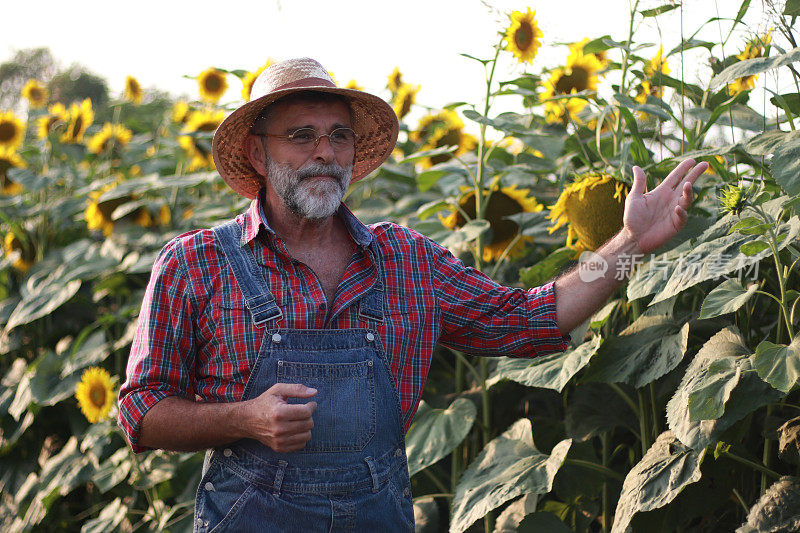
555,67,589,94
0,123,16,143
197,121,218,133
71,117,83,138
458,190,524,244
205,75,223,92
514,22,534,50
31,88,44,101
89,384,106,407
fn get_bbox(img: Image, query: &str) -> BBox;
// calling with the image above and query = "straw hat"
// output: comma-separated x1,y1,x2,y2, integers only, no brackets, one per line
212,57,399,199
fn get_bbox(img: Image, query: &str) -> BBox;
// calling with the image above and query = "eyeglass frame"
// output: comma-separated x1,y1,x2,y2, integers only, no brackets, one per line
253,127,358,151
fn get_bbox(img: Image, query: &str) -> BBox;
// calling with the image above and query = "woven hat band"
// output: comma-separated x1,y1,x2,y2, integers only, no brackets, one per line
273,78,337,91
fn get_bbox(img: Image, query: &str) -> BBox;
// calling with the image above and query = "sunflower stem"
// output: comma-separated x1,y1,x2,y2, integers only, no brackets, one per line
614,0,641,156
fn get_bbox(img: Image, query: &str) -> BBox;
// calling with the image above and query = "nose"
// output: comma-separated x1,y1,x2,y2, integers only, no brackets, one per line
311,134,335,163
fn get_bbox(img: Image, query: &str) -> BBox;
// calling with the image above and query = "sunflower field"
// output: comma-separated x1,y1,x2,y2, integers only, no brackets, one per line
2,1,800,531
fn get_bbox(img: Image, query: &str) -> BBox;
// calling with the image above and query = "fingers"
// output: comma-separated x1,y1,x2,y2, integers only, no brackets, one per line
662,158,708,191
661,158,697,189
631,166,647,196
673,204,688,231
276,401,317,421
268,382,318,399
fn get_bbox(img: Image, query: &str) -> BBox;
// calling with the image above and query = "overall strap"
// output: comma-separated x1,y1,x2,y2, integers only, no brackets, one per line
212,220,282,327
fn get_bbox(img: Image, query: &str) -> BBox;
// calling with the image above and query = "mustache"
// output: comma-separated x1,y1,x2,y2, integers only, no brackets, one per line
295,162,351,182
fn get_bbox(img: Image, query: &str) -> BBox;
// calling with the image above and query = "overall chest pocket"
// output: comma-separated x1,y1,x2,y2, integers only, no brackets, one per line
277,359,376,452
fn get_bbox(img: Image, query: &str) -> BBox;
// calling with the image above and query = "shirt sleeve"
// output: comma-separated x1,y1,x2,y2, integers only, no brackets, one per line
118,237,198,452
430,239,571,357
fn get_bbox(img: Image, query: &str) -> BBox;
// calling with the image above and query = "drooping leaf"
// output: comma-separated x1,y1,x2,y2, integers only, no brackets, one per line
5,279,81,332
737,476,800,533
687,357,741,422
397,146,458,165
405,398,476,477
784,0,800,16
778,417,800,466
710,47,800,89
92,448,132,493
494,493,539,532
80,498,128,533
641,4,681,17
450,419,571,533
772,133,800,195
611,431,705,533
751,335,800,393
416,170,449,192
699,278,758,319
581,311,689,388
667,327,782,450
487,336,601,393
627,198,800,303
614,93,671,121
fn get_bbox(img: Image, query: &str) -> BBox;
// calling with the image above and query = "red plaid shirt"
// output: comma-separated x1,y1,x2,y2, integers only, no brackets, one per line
119,195,569,452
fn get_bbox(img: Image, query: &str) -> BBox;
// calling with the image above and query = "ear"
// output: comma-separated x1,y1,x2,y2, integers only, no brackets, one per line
245,134,267,177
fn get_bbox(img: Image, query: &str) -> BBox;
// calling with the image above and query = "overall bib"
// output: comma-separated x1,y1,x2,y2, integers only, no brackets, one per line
193,221,415,532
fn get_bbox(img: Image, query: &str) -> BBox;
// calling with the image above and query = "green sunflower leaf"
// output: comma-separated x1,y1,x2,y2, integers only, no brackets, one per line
751,336,800,394
667,327,782,450
405,399,476,477
740,239,770,255
709,47,800,90
450,419,571,533
772,132,800,195
487,335,601,392
699,278,758,319
611,431,706,533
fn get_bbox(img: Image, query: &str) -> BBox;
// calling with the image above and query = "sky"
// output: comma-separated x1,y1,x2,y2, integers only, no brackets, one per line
2,0,781,119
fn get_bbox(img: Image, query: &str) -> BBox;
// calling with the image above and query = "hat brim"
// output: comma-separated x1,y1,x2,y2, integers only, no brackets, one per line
212,86,399,199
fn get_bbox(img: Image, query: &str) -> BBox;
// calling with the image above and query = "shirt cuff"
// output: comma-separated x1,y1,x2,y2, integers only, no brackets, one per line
525,281,571,354
118,389,172,453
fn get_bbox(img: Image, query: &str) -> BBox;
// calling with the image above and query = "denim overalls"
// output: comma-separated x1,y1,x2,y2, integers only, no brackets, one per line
193,220,415,532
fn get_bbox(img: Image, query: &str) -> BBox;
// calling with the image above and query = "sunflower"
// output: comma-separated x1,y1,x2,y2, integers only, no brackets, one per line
21,80,48,109
387,67,403,93
727,32,772,96
0,146,26,195
241,60,273,101
60,99,94,144
197,67,228,103
345,80,364,91
37,103,68,139
85,183,122,236
503,8,543,64
4,231,35,272
179,109,224,171
75,367,115,423
569,38,609,70
547,172,630,251
87,123,133,155
635,47,670,104
171,100,191,124
132,204,171,228
411,109,462,143
540,50,603,123
124,75,143,104
392,83,420,119
719,184,748,215
0,111,26,150
441,184,544,262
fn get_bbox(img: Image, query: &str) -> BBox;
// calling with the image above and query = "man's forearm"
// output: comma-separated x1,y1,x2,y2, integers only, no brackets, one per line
554,227,643,335
138,396,251,452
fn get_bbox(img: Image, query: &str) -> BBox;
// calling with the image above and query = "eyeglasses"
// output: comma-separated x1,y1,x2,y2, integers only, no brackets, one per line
257,127,357,151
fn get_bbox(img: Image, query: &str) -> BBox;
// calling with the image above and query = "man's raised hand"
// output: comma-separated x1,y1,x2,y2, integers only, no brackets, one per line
622,159,708,254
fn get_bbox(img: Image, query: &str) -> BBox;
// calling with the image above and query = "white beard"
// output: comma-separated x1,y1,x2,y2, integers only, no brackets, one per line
266,158,353,220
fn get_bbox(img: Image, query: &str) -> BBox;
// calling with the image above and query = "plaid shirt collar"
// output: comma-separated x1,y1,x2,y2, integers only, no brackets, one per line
240,188,375,249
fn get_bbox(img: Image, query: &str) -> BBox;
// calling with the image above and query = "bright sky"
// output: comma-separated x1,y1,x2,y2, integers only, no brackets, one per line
2,0,777,117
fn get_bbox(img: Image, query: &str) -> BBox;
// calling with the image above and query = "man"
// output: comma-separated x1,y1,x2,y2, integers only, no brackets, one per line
118,58,706,532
